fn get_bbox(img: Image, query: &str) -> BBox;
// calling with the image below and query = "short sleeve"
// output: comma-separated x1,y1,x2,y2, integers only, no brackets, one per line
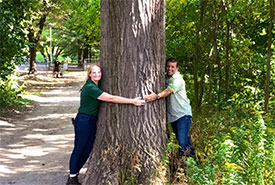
167,77,183,93
86,84,103,99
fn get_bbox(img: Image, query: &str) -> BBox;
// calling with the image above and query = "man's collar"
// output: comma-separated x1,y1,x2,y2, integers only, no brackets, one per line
166,71,180,78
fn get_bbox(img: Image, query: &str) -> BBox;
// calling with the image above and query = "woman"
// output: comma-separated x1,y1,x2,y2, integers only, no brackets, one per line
66,64,144,185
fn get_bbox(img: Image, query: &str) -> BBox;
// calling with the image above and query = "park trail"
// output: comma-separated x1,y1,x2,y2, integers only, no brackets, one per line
0,72,88,185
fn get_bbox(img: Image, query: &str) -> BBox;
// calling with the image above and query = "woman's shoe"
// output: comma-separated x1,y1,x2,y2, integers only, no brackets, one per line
66,175,81,185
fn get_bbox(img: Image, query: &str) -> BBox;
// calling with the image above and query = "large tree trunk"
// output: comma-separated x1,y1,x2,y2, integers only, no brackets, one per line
264,0,274,113
84,0,166,184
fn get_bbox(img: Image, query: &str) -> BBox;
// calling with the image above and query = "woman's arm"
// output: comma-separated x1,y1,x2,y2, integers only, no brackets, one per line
97,92,145,106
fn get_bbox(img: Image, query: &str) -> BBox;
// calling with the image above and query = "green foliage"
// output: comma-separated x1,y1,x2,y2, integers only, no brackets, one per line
54,0,101,60
123,176,137,185
166,0,274,111
1,0,274,183
0,1,33,111
0,74,29,108
187,105,275,185
166,0,198,68
151,123,187,184
229,85,263,110
186,160,216,185
0,0,30,79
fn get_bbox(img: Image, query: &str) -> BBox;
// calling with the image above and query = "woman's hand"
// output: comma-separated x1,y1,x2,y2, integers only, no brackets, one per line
98,92,145,106
133,97,145,106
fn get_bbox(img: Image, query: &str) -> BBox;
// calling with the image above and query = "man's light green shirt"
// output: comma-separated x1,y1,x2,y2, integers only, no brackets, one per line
166,71,192,123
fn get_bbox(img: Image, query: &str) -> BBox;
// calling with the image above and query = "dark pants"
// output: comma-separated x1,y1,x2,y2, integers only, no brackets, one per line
69,113,97,174
171,115,195,157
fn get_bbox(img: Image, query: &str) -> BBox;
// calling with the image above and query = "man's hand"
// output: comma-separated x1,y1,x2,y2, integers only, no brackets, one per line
143,89,157,102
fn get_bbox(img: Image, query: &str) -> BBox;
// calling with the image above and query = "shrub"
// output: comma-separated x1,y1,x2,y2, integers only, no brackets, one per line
187,107,275,185
0,74,25,108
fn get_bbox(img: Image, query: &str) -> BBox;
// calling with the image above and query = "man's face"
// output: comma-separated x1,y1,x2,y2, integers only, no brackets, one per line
166,61,178,77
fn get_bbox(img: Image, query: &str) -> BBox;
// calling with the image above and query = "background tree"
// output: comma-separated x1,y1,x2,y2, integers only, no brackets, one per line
0,0,31,106
1,0,274,183
166,0,274,111
26,0,52,74
264,0,274,113
0,0,30,79
165,0,275,183
61,0,101,65
84,0,166,184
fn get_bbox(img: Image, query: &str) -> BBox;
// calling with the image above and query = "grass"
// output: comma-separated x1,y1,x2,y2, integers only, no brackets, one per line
0,97,33,116
36,52,74,63
22,91,43,96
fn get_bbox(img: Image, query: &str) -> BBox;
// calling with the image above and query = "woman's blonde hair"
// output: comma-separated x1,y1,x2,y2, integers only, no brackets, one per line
80,63,101,91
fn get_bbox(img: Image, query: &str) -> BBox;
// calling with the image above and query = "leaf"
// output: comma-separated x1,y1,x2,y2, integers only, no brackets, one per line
225,161,244,171
266,127,275,134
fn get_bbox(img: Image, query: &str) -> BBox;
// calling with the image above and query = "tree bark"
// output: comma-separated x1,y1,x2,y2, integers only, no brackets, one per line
84,0,166,185
221,0,232,100
28,46,37,75
264,0,274,113
208,2,221,105
224,20,231,99
78,47,84,68
194,0,208,111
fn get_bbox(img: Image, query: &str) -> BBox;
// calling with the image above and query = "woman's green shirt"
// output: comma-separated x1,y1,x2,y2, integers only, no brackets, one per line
78,79,103,116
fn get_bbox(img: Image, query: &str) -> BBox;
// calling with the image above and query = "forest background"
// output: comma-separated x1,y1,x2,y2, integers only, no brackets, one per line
0,0,274,184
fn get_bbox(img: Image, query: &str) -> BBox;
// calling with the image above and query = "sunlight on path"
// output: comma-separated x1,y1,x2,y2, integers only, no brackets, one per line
0,72,85,185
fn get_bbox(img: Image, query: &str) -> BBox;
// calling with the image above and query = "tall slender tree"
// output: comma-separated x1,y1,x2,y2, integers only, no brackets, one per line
222,0,233,99
264,0,274,113
84,0,166,184
194,0,208,110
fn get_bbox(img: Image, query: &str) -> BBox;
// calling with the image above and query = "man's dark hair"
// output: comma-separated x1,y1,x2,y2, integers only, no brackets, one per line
166,58,178,67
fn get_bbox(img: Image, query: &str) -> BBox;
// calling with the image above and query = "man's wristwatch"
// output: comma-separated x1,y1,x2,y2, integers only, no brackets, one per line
156,94,161,100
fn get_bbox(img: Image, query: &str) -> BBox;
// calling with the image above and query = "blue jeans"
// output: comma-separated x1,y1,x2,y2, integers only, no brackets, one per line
171,115,195,157
69,113,97,174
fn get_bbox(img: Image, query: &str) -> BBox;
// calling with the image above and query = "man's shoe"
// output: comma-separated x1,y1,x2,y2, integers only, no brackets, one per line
66,176,81,185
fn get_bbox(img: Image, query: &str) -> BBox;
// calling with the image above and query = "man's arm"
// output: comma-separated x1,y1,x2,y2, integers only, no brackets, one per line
143,88,173,102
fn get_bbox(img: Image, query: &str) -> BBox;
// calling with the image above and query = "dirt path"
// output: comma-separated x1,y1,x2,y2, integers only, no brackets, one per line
0,72,87,185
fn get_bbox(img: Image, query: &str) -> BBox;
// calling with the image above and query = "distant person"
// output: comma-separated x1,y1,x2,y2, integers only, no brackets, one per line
59,61,64,77
44,57,48,64
66,64,145,185
144,58,195,158
53,60,61,78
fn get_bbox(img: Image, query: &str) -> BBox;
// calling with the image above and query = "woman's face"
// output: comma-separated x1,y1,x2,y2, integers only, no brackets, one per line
89,65,102,82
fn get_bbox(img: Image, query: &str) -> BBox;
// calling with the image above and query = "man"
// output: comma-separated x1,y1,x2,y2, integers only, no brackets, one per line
144,58,195,157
